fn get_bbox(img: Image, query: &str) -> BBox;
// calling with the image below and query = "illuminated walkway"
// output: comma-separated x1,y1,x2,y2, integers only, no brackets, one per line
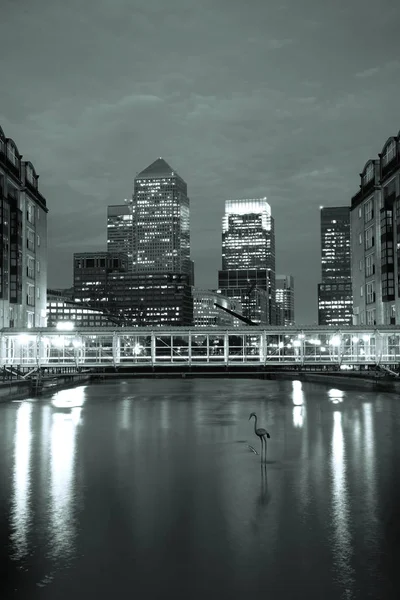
1,325,400,368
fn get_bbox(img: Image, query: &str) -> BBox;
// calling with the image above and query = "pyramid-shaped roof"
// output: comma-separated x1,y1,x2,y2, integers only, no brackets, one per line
136,157,177,179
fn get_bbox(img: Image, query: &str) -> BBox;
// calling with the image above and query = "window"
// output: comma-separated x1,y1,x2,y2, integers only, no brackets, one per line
382,140,396,166
366,281,375,304
27,202,35,225
364,162,374,184
359,259,363,271
364,227,374,250
36,286,40,299
26,164,36,186
358,207,362,218
37,260,40,273
360,286,364,297
364,199,373,223
381,240,394,265
27,229,35,251
366,309,376,325
359,233,363,245
27,257,35,279
37,235,40,247
365,254,375,277
6,141,18,167
382,272,395,297
27,284,35,306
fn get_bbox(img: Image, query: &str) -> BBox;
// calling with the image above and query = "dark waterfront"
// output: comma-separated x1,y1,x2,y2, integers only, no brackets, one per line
1,379,400,599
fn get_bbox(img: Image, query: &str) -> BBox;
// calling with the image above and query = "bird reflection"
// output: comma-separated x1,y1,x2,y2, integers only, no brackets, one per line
251,463,271,533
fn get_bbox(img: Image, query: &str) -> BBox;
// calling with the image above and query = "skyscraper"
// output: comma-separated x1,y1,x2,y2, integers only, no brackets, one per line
318,206,352,325
276,275,295,325
132,158,191,277
107,202,134,267
218,198,276,324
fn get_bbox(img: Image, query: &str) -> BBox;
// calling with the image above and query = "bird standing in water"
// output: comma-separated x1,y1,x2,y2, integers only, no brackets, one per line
249,412,270,462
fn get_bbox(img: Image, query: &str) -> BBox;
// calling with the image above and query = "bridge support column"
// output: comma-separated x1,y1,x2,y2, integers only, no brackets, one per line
259,331,266,363
224,332,228,365
375,331,384,364
151,333,156,365
112,333,120,366
0,333,6,366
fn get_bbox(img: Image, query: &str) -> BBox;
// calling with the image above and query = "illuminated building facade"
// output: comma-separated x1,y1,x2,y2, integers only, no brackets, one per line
276,275,295,325
108,272,193,326
318,206,352,325
193,289,242,327
0,125,48,328
107,203,134,267
351,131,400,325
132,158,191,277
218,198,275,324
73,252,193,326
47,289,114,327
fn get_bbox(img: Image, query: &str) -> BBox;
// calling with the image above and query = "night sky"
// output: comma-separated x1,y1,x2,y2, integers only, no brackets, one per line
1,0,399,324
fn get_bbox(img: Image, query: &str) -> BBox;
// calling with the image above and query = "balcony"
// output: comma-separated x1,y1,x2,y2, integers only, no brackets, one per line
383,191,396,209
362,178,376,197
381,154,400,180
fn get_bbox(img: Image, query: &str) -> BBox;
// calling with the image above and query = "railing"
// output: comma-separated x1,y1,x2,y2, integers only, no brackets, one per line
1,325,400,368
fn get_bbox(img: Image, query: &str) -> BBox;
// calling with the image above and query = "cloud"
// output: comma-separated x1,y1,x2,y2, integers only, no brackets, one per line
267,38,294,49
355,60,400,78
1,0,399,324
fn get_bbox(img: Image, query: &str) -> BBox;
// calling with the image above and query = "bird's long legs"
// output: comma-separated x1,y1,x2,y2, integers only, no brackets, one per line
260,435,268,463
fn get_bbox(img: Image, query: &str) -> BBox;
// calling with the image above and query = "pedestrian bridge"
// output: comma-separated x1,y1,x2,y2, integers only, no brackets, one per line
1,325,400,369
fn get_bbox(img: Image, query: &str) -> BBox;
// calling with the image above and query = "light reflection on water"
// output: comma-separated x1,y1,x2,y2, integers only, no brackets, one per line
10,403,33,560
1,379,399,599
330,410,355,592
49,411,78,562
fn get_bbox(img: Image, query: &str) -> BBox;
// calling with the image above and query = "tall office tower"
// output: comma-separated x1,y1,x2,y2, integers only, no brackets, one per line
107,202,134,268
351,132,400,326
276,275,295,325
218,198,276,324
0,126,48,328
317,206,352,325
132,158,191,276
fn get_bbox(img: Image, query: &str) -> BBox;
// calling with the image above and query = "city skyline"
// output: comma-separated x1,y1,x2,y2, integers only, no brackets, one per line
1,0,399,323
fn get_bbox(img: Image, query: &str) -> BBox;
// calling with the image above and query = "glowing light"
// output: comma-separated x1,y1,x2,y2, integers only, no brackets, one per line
328,388,344,403
292,340,301,347
133,343,143,355
18,334,30,344
51,386,86,410
362,334,370,342
329,335,341,347
292,380,304,406
352,337,359,343
56,321,74,331
72,339,82,348
52,336,64,348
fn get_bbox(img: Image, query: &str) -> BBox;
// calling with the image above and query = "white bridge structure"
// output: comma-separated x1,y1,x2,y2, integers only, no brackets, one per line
1,325,400,369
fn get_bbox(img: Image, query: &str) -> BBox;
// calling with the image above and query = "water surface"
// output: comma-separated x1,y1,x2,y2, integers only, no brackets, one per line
0,378,399,599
